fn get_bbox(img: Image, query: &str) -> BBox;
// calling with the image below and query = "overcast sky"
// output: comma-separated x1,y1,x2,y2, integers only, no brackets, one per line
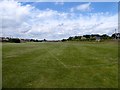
0,0,118,40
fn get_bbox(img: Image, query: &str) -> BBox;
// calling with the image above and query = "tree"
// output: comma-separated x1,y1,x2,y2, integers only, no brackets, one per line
9,38,21,43
111,33,120,39
43,39,47,42
101,34,110,39
62,39,67,42
68,37,73,41
83,35,90,39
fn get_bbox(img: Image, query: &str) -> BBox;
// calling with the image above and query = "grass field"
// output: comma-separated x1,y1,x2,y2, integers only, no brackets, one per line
0,43,2,89
2,41,118,88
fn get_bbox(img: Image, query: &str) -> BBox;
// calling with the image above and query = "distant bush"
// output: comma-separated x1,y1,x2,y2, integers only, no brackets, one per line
62,39,67,42
9,38,21,43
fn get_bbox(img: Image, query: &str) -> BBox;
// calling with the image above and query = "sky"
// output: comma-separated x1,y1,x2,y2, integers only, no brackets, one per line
0,0,118,40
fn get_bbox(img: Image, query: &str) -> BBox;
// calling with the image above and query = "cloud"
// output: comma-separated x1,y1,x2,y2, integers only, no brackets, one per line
0,1,118,40
71,3,92,12
55,2,64,5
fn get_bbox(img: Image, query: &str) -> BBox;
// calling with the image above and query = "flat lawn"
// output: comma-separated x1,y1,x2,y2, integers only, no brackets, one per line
2,41,118,88
0,43,2,89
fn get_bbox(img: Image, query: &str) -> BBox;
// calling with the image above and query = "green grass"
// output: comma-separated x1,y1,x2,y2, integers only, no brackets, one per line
2,41,118,88
0,43,2,89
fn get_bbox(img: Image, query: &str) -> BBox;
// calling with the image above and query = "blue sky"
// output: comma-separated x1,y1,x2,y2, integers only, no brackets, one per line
0,1,118,40
21,2,118,14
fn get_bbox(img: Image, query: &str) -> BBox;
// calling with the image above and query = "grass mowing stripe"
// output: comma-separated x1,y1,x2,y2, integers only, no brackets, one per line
2,42,118,88
43,44,68,68
67,62,118,68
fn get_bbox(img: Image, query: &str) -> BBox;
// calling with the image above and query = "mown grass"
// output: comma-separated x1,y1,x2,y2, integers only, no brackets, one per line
0,43,2,89
2,41,118,88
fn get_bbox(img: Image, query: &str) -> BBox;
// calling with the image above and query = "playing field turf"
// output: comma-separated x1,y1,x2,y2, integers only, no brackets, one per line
2,41,118,88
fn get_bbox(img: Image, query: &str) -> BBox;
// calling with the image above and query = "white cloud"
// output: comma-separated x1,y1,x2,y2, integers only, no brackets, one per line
55,2,64,5
0,1,118,40
71,3,92,12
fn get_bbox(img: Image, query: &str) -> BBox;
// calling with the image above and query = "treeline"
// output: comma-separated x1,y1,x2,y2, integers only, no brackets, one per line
0,37,46,43
62,33,120,42
0,37,60,43
0,33,119,43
